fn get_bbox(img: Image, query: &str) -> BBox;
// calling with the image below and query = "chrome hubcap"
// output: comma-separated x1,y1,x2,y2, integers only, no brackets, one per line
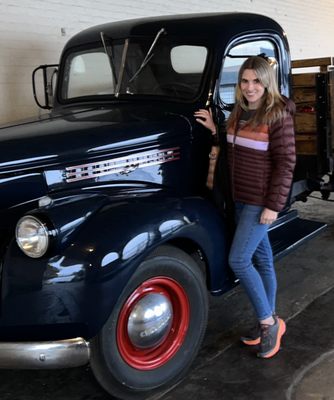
127,293,173,349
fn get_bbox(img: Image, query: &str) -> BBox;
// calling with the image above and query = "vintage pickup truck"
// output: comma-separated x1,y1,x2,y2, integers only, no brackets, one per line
0,12,333,400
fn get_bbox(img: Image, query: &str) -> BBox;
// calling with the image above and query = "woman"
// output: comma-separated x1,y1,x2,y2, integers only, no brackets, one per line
194,56,296,358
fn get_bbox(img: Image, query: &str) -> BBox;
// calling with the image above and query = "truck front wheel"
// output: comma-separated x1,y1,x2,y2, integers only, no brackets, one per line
90,245,208,400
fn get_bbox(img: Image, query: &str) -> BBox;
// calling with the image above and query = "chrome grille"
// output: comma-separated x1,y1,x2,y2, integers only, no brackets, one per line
65,147,180,183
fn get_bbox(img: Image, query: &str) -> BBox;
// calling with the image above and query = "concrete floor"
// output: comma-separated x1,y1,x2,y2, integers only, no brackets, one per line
150,194,334,400
0,194,333,400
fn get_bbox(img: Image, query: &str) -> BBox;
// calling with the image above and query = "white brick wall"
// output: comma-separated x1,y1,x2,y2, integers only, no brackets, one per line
0,0,334,123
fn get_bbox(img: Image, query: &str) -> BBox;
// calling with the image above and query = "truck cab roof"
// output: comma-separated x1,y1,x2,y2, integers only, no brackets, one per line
64,12,287,49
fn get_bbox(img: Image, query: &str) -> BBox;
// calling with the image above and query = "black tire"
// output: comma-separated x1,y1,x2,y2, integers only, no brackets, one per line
90,245,208,400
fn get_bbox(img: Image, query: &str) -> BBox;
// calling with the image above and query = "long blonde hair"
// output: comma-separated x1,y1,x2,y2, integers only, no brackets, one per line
227,56,285,130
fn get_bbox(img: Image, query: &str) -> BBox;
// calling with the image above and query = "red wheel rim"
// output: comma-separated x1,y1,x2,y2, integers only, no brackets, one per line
117,276,190,370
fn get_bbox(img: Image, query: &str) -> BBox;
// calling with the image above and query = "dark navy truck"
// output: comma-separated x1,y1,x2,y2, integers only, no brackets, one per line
0,12,333,399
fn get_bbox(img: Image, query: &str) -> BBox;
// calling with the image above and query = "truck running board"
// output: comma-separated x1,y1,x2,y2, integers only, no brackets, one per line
269,209,327,260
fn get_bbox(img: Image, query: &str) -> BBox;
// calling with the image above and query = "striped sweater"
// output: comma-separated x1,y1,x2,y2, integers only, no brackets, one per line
226,99,296,212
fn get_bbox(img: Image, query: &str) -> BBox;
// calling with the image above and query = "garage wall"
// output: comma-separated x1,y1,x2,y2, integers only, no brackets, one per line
0,0,333,124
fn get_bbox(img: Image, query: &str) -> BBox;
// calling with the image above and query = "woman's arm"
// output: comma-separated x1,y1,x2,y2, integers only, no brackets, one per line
265,110,296,212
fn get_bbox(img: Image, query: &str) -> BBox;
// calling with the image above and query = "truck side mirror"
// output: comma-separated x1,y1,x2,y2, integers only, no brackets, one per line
32,64,59,109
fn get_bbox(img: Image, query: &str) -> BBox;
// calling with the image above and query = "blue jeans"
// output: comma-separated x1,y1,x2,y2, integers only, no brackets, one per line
228,202,276,321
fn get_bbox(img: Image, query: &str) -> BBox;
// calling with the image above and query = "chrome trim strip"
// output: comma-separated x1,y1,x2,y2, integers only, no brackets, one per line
65,147,180,183
0,337,89,369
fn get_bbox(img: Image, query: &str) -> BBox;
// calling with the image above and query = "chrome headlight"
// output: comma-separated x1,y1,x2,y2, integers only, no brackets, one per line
16,215,50,258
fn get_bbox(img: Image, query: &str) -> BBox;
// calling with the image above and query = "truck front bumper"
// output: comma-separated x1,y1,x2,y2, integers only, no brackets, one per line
0,337,89,369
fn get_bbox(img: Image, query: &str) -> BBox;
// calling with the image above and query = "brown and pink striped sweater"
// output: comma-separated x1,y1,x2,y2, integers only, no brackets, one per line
226,99,296,212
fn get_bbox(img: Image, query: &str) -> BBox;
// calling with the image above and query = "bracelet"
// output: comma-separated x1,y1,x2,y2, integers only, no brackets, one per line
208,152,217,160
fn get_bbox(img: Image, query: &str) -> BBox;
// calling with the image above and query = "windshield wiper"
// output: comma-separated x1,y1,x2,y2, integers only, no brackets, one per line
115,39,129,98
100,31,118,88
129,28,166,83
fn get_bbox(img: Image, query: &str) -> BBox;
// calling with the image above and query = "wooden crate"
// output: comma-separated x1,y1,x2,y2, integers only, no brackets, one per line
291,57,333,162
292,87,317,104
291,57,333,72
292,73,317,87
294,112,317,133
295,134,317,155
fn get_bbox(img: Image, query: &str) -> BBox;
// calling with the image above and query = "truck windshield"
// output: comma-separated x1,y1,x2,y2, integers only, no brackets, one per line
61,36,208,102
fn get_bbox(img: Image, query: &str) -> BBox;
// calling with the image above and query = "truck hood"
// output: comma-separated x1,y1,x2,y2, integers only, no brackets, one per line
0,105,192,175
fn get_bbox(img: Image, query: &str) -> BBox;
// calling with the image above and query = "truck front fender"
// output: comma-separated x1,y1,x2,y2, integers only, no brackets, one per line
1,195,230,339
49,195,231,336
69,195,229,288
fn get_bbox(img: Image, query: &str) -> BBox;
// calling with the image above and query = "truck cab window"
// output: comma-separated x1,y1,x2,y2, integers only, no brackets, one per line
65,52,114,98
219,40,278,108
170,45,207,73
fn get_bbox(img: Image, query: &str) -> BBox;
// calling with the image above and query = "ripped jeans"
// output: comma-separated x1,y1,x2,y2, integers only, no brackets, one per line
228,202,276,321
